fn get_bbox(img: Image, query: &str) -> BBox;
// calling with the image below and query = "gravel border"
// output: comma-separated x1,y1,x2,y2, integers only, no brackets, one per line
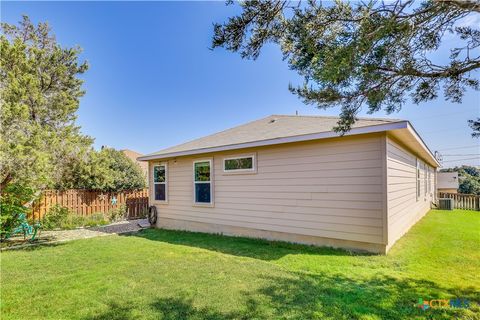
1,219,150,251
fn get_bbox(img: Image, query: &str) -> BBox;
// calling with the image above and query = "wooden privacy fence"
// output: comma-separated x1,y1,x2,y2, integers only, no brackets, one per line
30,189,149,220
438,192,480,211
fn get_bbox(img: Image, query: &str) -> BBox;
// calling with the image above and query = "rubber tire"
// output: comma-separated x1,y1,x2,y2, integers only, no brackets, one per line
148,206,158,226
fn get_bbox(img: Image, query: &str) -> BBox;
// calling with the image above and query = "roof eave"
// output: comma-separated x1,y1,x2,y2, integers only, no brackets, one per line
138,121,409,161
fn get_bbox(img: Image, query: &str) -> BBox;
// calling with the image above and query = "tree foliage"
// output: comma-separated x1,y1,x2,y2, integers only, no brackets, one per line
55,148,146,192
0,183,35,239
468,118,480,137
212,0,480,132
440,165,480,194
0,16,93,193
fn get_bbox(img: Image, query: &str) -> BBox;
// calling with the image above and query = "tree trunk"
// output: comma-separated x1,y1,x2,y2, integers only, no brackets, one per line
0,174,13,194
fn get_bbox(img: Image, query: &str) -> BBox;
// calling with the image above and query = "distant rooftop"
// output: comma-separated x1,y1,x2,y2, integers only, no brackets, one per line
437,172,459,189
139,115,404,160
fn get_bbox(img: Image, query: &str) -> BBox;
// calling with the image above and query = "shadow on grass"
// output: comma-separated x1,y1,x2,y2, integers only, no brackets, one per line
124,228,371,261
86,271,479,320
0,239,66,251
88,298,253,320
252,272,479,319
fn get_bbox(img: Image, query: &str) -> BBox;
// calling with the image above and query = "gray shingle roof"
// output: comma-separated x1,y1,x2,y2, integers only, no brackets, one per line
141,115,403,159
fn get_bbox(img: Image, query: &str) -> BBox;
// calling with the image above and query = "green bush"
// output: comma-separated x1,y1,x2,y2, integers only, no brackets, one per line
108,205,127,222
42,206,110,230
0,184,35,240
42,205,71,230
84,213,109,227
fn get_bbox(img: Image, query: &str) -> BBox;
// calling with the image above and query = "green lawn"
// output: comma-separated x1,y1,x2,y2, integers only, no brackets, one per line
1,210,479,320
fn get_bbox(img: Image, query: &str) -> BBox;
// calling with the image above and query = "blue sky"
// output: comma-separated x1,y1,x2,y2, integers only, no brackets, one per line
2,1,479,167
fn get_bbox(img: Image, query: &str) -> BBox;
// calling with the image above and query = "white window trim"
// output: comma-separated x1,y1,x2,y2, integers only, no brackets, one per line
152,162,168,203
223,153,257,174
193,158,214,207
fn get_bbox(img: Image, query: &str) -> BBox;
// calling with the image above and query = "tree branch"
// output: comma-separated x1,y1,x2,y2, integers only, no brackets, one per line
441,0,480,13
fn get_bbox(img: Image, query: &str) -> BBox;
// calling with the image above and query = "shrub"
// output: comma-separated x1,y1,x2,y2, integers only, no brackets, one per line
68,215,86,229
0,184,35,240
42,205,71,230
42,207,111,230
108,205,127,222
84,213,109,227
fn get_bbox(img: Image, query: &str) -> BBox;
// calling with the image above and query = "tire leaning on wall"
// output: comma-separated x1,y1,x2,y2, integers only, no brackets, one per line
148,206,157,226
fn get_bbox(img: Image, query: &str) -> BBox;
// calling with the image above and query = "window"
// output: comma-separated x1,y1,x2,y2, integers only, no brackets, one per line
428,167,431,194
194,160,212,204
153,164,167,201
424,164,428,196
223,155,255,173
416,159,421,201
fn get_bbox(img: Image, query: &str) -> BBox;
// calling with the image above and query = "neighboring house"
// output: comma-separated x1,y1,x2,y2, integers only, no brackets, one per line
437,172,459,194
121,149,149,184
138,115,439,254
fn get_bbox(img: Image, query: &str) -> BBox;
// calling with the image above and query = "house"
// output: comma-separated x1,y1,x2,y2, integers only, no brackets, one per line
437,172,459,194
138,115,440,254
121,149,149,184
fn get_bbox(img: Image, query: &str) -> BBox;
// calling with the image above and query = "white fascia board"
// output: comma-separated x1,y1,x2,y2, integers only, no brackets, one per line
406,122,441,167
138,121,409,161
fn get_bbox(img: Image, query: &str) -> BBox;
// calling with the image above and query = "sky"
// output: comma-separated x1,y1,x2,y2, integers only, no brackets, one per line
2,1,479,167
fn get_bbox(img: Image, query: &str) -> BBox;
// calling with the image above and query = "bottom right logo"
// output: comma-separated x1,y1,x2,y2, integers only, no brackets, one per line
415,298,470,310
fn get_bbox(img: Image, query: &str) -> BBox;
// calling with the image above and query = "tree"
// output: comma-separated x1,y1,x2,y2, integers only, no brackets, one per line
459,176,480,194
212,0,480,132
0,16,93,193
55,148,146,192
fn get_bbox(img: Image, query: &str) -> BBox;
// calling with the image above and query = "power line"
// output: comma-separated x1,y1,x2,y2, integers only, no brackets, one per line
442,157,480,163
442,154,480,156
437,145,479,151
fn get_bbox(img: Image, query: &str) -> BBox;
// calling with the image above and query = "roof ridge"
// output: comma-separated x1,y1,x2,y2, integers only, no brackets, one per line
269,114,403,122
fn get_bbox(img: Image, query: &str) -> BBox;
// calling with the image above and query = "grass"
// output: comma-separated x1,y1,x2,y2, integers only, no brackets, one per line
1,209,479,320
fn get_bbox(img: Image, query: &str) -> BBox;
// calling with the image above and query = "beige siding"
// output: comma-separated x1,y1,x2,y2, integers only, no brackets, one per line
386,136,434,249
149,134,386,248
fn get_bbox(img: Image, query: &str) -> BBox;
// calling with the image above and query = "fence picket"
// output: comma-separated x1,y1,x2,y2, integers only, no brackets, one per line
438,192,480,211
29,189,149,220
